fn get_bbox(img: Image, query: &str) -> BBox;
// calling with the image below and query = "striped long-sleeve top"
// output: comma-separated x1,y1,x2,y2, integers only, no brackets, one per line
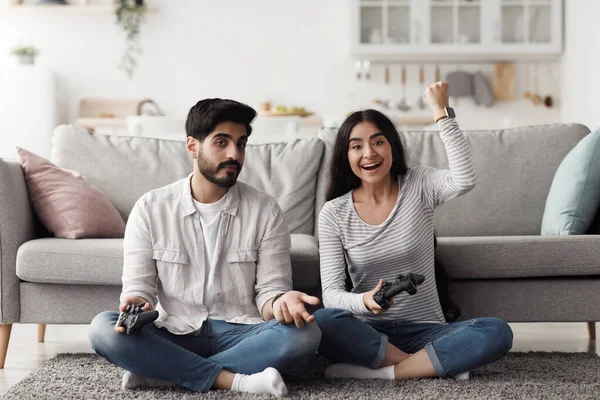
318,118,476,324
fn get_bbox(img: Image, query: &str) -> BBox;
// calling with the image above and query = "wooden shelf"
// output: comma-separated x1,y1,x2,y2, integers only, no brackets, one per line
7,3,154,16
9,4,113,15
394,115,434,126
76,117,126,129
431,1,481,7
301,114,433,128
258,111,314,118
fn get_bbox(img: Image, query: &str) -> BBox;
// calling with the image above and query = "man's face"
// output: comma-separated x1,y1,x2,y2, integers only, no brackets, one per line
195,122,248,188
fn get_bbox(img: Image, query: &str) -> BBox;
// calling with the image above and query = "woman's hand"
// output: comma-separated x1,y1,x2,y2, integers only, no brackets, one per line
363,279,391,315
423,81,450,114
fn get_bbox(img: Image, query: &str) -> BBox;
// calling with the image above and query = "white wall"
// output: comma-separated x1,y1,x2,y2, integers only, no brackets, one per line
560,0,600,132
0,0,570,133
0,64,56,159
0,0,356,123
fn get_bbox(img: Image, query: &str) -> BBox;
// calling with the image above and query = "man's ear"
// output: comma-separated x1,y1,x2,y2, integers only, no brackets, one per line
185,137,198,158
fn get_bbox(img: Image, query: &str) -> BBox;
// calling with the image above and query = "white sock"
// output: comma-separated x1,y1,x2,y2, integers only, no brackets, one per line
451,370,470,381
231,367,288,398
122,371,173,390
324,363,395,380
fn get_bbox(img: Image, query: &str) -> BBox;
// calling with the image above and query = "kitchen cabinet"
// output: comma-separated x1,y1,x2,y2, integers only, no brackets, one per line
351,0,563,61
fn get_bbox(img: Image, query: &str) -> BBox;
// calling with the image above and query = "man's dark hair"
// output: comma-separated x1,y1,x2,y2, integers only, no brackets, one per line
185,98,257,141
326,109,409,202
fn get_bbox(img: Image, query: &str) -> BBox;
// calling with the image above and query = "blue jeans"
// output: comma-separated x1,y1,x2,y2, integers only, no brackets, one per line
313,308,513,377
88,311,321,392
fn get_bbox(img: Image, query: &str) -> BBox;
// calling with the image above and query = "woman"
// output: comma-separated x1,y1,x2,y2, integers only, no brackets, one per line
312,82,513,381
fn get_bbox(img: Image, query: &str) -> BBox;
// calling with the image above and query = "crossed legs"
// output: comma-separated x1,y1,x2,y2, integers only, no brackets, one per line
313,308,513,380
88,311,321,394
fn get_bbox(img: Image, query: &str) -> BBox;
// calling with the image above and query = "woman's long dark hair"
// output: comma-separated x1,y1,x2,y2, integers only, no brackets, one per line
326,109,460,322
326,109,409,202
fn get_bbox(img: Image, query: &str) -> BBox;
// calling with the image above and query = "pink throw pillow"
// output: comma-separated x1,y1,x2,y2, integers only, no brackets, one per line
16,147,125,239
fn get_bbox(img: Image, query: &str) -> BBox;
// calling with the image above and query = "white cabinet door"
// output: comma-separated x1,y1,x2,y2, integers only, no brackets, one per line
425,0,484,46
420,0,486,57
352,0,421,57
490,0,562,55
352,0,562,60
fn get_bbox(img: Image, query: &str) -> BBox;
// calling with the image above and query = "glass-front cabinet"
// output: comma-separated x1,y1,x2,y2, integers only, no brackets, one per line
352,0,562,60
357,0,416,47
498,0,559,47
428,0,482,45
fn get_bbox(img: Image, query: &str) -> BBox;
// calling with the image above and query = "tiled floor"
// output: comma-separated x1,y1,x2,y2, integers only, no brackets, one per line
0,322,597,394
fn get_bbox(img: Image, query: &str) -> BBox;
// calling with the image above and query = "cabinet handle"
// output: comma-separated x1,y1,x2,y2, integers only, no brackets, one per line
414,19,420,44
495,19,500,43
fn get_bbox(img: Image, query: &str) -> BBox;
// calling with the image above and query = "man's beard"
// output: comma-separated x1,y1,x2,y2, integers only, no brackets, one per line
197,154,242,189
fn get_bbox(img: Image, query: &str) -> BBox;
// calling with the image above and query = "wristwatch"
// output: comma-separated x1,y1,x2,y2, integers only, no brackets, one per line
271,292,285,307
434,106,456,123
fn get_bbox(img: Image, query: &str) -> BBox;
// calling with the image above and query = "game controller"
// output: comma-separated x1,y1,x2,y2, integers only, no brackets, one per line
373,273,425,310
116,303,159,335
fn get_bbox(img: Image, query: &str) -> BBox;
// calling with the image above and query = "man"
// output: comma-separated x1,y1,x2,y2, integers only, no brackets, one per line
88,99,321,397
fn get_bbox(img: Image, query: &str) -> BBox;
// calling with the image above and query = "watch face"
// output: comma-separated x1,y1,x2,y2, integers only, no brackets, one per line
447,107,456,118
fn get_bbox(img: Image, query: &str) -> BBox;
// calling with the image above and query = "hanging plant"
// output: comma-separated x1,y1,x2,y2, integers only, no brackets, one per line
114,0,147,79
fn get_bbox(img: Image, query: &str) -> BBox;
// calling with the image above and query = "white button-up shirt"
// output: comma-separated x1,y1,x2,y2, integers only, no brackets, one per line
120,174,292,334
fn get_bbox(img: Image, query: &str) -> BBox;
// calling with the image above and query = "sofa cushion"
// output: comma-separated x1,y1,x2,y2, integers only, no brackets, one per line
17,234,319,289
16,238,124,285
541,128,600,235
315,127,338,237
402,124,591,236
316,124,591,237
51,125,192,222
238,140,324,234
437,235,600,279
16,147,125,239
51,125,323,234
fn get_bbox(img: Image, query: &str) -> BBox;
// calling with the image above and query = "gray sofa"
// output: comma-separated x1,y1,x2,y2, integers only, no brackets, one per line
1,122,599,369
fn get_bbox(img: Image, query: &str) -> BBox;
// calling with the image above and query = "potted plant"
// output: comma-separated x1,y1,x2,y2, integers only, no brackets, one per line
10,44,40,65
114,0,147,79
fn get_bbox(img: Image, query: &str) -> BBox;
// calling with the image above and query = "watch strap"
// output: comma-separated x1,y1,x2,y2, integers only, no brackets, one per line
271,292,285,307
434,107,449,123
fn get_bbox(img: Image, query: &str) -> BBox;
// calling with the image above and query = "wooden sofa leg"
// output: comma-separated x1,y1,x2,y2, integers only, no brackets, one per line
38,324,46,343
587,322,596,340
0,324,13,369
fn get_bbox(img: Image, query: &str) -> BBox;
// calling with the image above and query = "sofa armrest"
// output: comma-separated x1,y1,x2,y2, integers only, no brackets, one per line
0,159,38,324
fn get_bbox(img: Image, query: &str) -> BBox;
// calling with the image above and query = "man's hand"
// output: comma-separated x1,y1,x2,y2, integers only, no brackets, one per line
273,291,320,329
423,81,450,114
363,279,391,315
115,296,153,334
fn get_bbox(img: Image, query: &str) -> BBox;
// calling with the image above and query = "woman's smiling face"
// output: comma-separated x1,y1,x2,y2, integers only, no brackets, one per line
347,121,393,185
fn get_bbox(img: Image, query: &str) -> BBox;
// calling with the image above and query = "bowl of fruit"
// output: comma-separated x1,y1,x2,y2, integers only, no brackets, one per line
259,104,313,117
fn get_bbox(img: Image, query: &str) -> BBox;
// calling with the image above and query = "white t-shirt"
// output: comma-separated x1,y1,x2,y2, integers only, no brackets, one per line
193,194,227,318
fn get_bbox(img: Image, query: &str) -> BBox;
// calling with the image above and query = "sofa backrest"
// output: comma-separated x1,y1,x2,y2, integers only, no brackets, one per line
237,140,324,234
51,125,324,235
316,123,591,236
52,123,590,238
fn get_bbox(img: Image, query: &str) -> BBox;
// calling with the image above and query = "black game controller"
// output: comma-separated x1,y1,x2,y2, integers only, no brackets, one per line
373,273,425,310
116,303,159,335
